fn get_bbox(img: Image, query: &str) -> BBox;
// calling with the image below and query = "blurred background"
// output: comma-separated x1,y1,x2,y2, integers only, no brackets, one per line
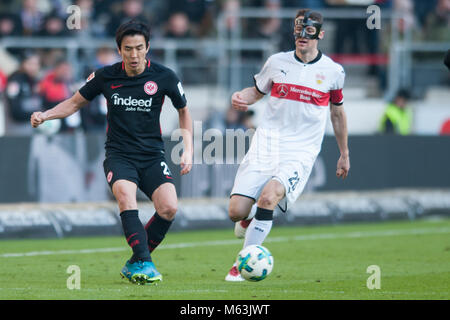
0,0,449,237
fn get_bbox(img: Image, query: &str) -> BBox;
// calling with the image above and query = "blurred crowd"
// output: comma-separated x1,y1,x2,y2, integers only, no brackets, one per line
0,0,447,42
0,0,448,135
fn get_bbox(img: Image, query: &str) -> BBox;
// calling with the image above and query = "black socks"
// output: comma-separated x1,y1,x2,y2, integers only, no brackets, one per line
120,210,151,263
145,212,173,253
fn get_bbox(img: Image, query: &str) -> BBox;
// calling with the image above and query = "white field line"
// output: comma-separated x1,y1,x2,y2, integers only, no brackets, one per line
0,287,444,296
1,227,449,258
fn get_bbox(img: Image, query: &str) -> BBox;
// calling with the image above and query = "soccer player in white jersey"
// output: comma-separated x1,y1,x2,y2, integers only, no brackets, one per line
225,9,350,281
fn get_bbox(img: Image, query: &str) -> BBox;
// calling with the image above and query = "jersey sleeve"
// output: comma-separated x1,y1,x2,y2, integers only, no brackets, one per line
330,64,345,105
253,55,277,95
165,71,187,109
78,70,103,101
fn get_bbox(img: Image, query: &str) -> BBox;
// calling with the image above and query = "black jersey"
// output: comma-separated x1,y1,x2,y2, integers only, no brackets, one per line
78,60,187,159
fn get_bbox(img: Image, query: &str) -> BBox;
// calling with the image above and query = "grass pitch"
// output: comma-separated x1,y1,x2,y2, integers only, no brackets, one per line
0,218,449,300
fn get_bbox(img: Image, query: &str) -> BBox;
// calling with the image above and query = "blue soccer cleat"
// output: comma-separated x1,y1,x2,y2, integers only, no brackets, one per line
120,260,162,285
143,261,162,284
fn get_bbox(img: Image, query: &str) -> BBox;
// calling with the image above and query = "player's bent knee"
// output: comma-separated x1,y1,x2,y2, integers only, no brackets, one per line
158,203,178,221
257,193,279,210
228,206,246,222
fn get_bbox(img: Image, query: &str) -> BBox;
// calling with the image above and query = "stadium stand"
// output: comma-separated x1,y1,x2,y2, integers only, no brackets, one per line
0,0,448,222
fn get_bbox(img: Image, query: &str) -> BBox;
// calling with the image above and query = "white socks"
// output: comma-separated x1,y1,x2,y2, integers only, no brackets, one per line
243,207,273,248
243,218,273,248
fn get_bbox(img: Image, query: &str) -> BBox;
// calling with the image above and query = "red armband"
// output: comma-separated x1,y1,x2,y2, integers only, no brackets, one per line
330,89,343,105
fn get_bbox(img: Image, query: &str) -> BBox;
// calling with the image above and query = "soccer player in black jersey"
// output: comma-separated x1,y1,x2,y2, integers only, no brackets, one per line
31,20,193,285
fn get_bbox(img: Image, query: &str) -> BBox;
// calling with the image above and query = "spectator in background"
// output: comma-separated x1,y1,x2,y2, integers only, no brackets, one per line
0,12,23,55
106,0,148,37
39,59,81,133
164,12,197,60
20,0,44,36
224,106,249,131
327,0,362,56
379,89,412,135
413,0,437,28
241,109,255,130
422,0,450,42
394,0,416,35
5,52,42,135
165,12,194,39
71,0,97,37
221,0,241,35
80,47,119,132
92,0,118,37
205,105,255,134
39,10,69,37
0,12,23,37
246,0,282,39
37,11,71,71
327,0,390,76
165,0,214,37
92,46,120,70
164,12,202,82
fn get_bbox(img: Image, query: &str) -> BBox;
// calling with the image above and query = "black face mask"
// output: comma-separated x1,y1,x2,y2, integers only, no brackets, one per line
293,11,322,40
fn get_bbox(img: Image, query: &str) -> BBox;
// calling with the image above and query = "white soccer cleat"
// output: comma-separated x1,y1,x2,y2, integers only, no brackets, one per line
234,219,253,239
225,265,245,282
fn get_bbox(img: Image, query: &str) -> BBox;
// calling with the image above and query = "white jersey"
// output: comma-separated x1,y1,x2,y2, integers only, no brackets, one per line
231,50,345,205
248,50,345,165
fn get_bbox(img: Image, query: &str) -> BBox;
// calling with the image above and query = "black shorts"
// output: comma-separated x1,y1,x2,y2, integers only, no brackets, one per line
103,154,174,200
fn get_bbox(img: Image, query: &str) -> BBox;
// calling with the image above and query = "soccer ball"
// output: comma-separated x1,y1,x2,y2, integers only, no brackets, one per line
236,245,274,281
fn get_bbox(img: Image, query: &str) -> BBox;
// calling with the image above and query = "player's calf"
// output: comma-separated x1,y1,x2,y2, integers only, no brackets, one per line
228,195,254,222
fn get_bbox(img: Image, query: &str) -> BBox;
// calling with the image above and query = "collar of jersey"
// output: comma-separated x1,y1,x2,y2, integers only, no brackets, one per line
294,50,322,65
120,59,151,77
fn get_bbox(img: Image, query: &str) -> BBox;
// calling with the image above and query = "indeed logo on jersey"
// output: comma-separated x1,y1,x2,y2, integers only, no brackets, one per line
111,93,152,111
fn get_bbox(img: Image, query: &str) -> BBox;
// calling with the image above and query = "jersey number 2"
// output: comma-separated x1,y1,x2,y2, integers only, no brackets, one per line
161,161,171,176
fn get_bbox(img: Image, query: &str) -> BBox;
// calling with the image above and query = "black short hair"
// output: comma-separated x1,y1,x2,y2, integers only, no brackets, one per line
295,9,323,24
115,19,150,50
396,88,410,100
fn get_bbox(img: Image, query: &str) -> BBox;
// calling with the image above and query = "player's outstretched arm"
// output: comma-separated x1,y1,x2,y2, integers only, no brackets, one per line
231,87,264,112
330,103,350,180
177,106,193,175
30,91,89,128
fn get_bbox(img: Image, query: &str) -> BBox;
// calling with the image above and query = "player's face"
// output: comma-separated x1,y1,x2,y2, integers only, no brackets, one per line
118,34,150,75
294,16,324,53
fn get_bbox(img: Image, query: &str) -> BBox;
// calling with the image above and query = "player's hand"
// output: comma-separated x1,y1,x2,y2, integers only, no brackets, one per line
180,151,193,175
231,91,248,112
30,111,45,128
336,154,350,180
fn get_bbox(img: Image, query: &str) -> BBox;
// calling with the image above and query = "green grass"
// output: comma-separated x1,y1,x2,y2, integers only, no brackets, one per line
0,218,449,300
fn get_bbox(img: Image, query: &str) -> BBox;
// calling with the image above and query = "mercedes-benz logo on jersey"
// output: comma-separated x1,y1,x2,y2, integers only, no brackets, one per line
144,81,158,95
277,84,289,98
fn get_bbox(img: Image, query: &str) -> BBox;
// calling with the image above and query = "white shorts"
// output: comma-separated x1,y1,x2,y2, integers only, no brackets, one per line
230,156,315,211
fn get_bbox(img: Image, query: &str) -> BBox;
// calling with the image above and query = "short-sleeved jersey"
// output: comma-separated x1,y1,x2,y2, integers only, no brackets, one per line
79,60,187,159
249,50,345,164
